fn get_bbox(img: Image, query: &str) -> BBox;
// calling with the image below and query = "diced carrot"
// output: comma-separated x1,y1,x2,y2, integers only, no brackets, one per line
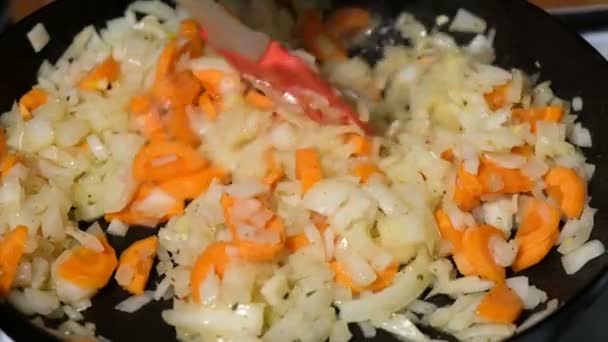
325,7,370,41
263,149,284,187
435,209,464,252
153,71,202,108
511,106,564,133
156,39,178,81
512,198,561,272
190,242,232,304
178,19,200,40
478,159,533,195
159,165,227,200
130,95,152,116
453,163,483,211
116,236,158,295
310,212,329,231
0,129,6,162
57,234,118,289
142,109,168,142
0,226,28,296
166,106,199,146
441,149,454,162
192,69,225,100
300,9,346,62
353,162,381,184
544,166,586,219
460,225,506,283
79,57,120,91
198,92,217,120
1,154,18,178
19,88,48,120
330,261,398,294
511,145,533,158
105,184,185,226
477,283,524,324
132,140,207,182
296,148,322,194
484,82,511,111
344,133,371,157
245,90,274,111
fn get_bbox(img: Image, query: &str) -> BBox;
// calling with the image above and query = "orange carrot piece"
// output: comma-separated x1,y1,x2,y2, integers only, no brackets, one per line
116,236,158,295
166,106,199,146
245,90,274,111
544,166,586,219
441,149,454,162
353,162,381,184
1,154,18,178
79,57,120,91
263,149,284,187
511,106,564,133
296,148,322,194
325,7,370,40
156,39,178,80
477,283,524,324
511,145,533,158
478,159,533,195
179,19,200,40
57,235,118,289
190,242,231,304
19,88,48,120
153,71,202,108
512,198,561,272
132,140,207,182
461,225,506,283
344,133,371,157
192,69,225,100
0,226,28,296
198,92,218,120
330,261,398,294
105,184,185,226
159,166,227,200
435,209,464,252
130,95,152,116
484,82,511,111
454,163,483,211
300,9,346,62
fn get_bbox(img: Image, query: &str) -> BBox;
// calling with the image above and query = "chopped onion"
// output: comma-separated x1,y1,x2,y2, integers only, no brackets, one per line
520,158,549,181
517,299,558,332
200,267,220,305
41,206,65,242
162,303,264,336
323,228,336,261
485,152,527,169
153,276,172,301
303,180,353,216
231,198,262,223
86,134,109,161
357,321,377,338
224,182,269,198
337,250,376,287
449,9,487,33
115,291,154,313
568,123,592,147
115,264,135,287
66,228,103,252
133,188,177,218
27,23,50,53
489,236,518,267
107,218,129,236
561,240,605,275
373,314,428,342
572,96,583,112
260,274,289,307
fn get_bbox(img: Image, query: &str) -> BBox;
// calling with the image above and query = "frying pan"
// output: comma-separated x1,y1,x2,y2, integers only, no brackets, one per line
0,0,607,341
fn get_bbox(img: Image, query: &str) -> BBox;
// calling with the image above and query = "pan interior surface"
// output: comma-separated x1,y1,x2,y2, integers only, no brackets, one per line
0,1,607,342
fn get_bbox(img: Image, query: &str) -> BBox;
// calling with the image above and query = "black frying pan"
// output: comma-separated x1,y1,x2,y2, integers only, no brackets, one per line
1,0,608,341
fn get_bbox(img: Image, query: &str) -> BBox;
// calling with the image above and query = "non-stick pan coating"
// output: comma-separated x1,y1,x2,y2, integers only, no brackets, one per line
0,0,607,341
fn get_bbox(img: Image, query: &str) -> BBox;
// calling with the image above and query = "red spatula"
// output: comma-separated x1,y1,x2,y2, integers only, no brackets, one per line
178,0,372,134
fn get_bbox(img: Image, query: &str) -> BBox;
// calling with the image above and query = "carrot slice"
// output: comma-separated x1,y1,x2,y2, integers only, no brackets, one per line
344,133,371,157
353,162,381,184
478,159,533,195
544,166,586,219
330,261,398,294
19,88,48,120
477,283,523,324
296,148,322,194
166,106,199,146
441,149,454,162
153,71,202,108
483,82,511,111
156,39,178,80
130,95,152,116
454,163,484,211
245,90,274,111
461,225,506,283
300,9,346,62
57,235,118,289
512,198,561,272
190,242,231,304
179,19,200,40
0,226,28,296
325,7,370,40
79,57,120,91
192,69,225,100
263,149,284,187
159,166,227,200
116,236,158,295
435,209,464,252
133,140,207,182
511,106,564,133
511,145,534,158
199,92,218,120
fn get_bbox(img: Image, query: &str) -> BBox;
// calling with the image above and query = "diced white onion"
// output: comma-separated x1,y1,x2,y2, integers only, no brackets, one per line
200,267,220,305
561,240,605,275
86,134,109,161
153,276,172,301
66,228,103,252
449,9,487,33
572,96,583,112
224,182,269,198
569,123,592,147
517,299,558,332
27,23,50,53
358,321,377,338
489,236,518,267
485,153,527,169
107,219,129,236
115,291,154,313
